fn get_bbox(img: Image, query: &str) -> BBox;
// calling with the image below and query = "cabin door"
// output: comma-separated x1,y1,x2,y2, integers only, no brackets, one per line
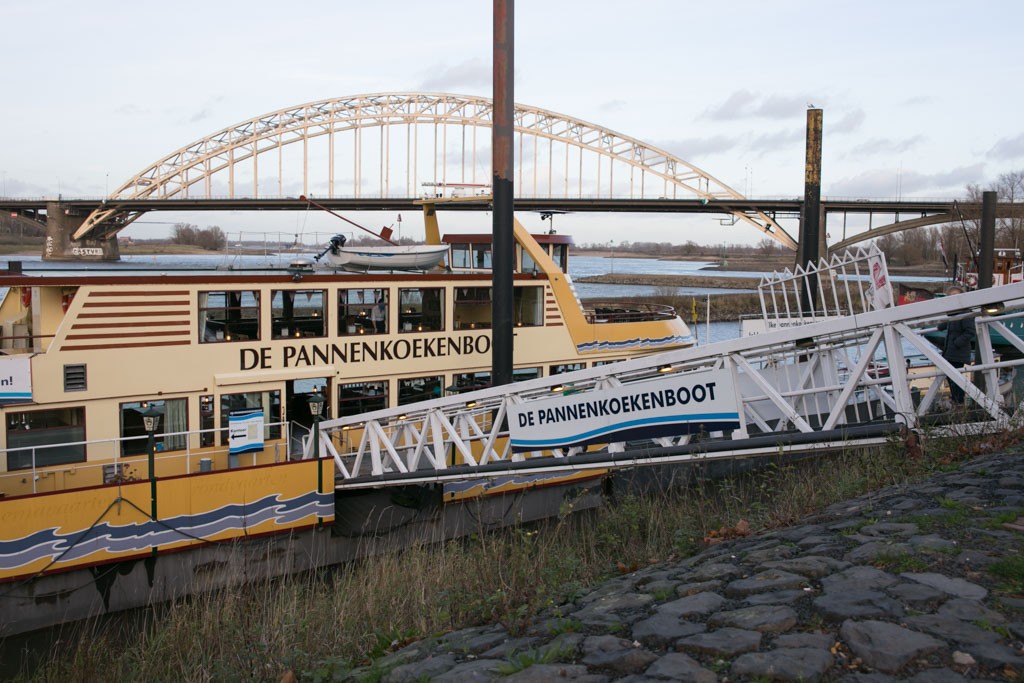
286,377,331,457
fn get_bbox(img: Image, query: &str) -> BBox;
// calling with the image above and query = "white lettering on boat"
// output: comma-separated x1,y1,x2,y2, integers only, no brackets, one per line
239,333,492,370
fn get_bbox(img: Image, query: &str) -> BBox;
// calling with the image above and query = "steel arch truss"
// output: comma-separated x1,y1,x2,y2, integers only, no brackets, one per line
76,92,790,245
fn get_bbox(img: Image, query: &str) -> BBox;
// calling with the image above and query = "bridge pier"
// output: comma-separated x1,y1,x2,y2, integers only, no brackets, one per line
43,202,120,261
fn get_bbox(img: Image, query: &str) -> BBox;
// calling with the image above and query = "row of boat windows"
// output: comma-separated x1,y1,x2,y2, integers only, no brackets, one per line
199,286,545,342
3,360,619,472
448,242,568,273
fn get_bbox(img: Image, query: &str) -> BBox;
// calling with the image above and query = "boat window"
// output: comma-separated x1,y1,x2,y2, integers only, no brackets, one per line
473,244,492,269
399,288,445,332
338,288,389,336
199,290,260,343
455,287,491,329
199,395,215,447
271,289,326,339
514,367,541,382
451,244,472,269
219,390,281,446
551,244,568,272
119,398,188,457
451,371,491,393
521,247,539,274
550,362,585,375
514,286,544,327
398,376,443,406
5,407,86,470
339,381,389,416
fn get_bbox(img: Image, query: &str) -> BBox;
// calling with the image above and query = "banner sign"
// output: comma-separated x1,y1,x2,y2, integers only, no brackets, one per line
0,357,31,404
508,369,740,452
228,409,265,454
867,252,894,310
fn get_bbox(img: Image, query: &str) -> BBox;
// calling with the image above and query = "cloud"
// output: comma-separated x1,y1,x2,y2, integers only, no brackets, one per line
848,135,924,157
831,109,866,134
828,163,985,197
599,99,627,112
417,59,491,92
702,90,758,120
746,128,805,156
702,91,816,121
988,133,1024,160
655,135,740,159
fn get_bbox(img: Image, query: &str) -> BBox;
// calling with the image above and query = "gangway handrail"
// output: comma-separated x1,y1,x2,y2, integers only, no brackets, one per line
308,251,1024,486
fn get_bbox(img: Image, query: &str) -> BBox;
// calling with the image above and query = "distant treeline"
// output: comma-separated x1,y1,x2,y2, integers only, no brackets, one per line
171,223,227,251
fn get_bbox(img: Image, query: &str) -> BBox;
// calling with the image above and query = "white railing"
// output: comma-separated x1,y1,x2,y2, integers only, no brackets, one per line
1,423,292,495
307,252,1024,489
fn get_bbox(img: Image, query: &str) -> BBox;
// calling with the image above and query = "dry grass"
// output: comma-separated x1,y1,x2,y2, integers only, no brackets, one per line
10,433,985,682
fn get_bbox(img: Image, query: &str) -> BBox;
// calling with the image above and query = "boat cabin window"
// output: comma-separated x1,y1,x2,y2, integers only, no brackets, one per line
450,243,492,270
551,244,569,272
199,395,215,447
271,289,326,339
119,399,188,457
514,286,544,326
6,407,86,470
339,381,388,416
199,290,260,343
550,362,585,375
514,367,541,382
398,376,443,406
455,287,491,329
521,247,539,274
399,288,445,332
451,371,490,393
219,390,281,446
338,288,389,335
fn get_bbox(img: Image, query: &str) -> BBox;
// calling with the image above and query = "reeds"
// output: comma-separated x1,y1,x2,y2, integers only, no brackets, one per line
8,436,979,682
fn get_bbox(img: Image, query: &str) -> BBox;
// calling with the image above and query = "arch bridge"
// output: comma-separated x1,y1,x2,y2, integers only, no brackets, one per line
68,92,790,250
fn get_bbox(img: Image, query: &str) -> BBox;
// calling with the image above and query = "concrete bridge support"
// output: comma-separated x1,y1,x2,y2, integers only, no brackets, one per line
43,202,119,261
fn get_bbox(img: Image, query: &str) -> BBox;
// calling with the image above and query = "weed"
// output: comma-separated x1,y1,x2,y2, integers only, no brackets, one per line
546,617,582,636
988,555,1024,594
495,644,574,675
872,552,929,573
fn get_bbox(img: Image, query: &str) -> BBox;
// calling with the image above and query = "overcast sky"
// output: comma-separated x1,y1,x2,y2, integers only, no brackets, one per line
2,0,1022,246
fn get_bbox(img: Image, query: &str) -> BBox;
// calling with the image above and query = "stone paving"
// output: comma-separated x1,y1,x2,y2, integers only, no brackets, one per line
352,449,1024,682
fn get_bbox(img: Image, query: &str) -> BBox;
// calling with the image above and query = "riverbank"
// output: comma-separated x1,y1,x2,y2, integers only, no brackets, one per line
16,428,1022,681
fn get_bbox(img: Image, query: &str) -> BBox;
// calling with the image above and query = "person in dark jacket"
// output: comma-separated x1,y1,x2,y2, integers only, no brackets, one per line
938,286,976,405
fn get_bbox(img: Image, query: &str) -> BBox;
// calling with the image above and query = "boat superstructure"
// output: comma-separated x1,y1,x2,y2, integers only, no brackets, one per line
0,199,693,632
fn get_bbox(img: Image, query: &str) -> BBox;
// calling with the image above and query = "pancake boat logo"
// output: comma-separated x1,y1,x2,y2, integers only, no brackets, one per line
508,368,739,452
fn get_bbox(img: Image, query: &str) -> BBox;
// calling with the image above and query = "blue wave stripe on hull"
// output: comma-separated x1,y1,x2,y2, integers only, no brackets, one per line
576,335,694,353
0,491,332,572
511,413,740,451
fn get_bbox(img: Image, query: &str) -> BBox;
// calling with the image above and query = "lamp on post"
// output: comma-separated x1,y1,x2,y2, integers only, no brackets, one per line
307,390,326,524
141,404,162,522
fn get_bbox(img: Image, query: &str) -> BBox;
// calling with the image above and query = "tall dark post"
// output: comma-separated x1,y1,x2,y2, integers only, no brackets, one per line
491,0,514,386
799,108,823,314
979,190,997,289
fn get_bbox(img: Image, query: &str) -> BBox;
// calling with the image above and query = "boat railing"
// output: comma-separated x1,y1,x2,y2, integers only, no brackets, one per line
0,422,292,496
583,302,676,324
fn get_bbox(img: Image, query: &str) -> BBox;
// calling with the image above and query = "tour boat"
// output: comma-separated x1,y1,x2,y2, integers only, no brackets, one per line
0,198,694,635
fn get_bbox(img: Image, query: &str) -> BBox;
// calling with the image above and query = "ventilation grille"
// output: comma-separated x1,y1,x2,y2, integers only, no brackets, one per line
63,364,87,392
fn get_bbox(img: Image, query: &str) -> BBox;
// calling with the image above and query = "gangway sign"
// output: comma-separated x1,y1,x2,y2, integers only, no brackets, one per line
508,368,740,452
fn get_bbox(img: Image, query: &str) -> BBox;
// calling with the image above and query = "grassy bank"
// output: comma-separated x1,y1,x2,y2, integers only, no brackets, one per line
10,428,1000,682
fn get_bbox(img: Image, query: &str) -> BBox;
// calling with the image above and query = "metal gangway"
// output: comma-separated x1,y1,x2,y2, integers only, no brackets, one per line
306,246,1024,490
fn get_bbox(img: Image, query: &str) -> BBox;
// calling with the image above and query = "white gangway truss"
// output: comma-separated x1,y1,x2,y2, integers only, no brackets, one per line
306,247,1024,490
